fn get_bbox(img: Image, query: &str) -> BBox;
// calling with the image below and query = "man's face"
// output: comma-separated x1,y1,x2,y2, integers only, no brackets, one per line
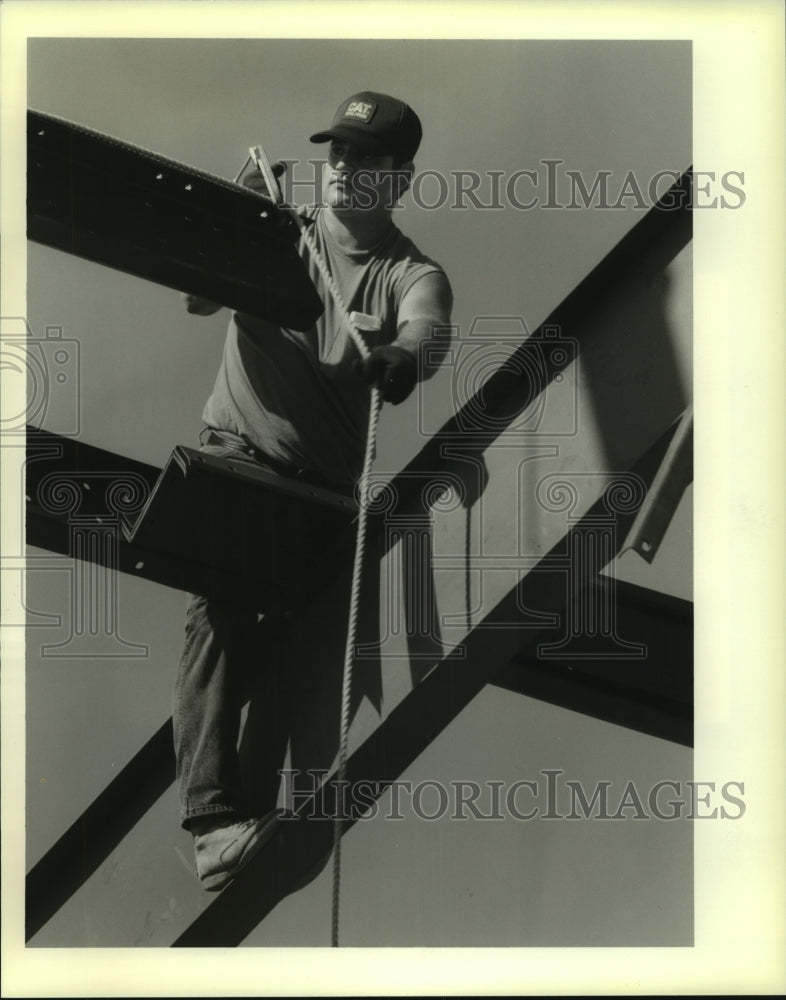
323,139,407,212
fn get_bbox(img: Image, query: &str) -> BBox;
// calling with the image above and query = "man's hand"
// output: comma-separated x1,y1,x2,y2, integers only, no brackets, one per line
242,160,287,200
241,161,301,242
356,345,418,404
182,293,223,316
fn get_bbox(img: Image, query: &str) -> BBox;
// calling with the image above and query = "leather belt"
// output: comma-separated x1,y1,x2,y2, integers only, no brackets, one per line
201,428,353,498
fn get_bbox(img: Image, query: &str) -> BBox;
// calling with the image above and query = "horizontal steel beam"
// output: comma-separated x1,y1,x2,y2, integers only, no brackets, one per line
496,578,692,746
25,428,356,612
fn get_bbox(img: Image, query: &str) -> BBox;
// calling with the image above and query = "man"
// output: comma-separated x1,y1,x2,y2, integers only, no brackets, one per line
175,91,453,891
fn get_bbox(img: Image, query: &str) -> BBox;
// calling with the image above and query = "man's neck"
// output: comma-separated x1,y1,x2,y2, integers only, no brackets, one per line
323,207,394,251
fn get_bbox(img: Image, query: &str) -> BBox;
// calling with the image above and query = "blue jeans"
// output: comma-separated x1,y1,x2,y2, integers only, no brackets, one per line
173,431,334,830
174,591,264,828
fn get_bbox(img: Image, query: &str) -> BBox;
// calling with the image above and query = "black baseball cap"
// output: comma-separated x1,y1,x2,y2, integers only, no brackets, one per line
310,91,422,161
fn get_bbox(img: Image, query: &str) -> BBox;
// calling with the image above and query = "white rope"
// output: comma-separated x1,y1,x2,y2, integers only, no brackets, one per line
291,216,381,949
330,385,381,947
249,144,372,369
253,148,381,946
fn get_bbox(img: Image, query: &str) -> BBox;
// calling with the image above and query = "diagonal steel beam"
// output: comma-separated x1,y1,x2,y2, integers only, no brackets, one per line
171,426,680,947
24,425,687,944
24,169,693,942
25,720,174,941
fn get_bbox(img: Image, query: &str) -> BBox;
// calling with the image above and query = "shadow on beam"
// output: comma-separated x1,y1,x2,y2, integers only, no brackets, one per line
394,168,692,498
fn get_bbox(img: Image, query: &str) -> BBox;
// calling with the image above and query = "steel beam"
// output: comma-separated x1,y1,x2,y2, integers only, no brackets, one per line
25,428,356,611
27,109,324,330
24,170,693,945
172,426,681,947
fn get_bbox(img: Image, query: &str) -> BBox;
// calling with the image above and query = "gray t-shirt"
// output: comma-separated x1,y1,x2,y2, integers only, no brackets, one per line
202,204,445,486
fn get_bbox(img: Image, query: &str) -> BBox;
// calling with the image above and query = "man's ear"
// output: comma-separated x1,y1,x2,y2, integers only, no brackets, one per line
397,160,415,196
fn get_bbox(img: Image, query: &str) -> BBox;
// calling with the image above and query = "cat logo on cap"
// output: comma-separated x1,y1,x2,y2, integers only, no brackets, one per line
343,100,376,123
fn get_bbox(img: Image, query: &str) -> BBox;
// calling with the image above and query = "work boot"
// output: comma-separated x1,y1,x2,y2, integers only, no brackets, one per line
193,812,283,891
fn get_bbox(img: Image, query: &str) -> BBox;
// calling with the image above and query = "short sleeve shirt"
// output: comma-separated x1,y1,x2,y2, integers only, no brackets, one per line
202,204,446,486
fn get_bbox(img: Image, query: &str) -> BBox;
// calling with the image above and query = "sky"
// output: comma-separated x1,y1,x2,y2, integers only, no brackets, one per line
20,31,696,943
2,5,785,995
25,37,692,472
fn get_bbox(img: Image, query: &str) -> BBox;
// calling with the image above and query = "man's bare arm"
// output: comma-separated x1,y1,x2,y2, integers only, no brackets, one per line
356,271,452,404
392,270,454,380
